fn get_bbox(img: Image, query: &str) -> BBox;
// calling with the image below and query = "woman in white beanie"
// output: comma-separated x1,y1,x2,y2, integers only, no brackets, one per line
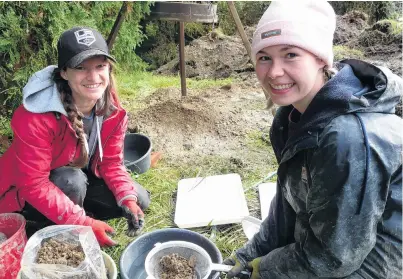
224,1,402,278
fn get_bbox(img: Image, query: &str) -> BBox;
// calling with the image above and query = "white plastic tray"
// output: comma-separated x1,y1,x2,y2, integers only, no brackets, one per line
175,173,249,228
258,182,277,220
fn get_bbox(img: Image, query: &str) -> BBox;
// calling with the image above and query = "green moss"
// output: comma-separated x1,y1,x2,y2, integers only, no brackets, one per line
377,19,403,35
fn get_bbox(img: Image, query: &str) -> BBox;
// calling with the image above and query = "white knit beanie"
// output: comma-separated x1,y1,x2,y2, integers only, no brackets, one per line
251,0,336,67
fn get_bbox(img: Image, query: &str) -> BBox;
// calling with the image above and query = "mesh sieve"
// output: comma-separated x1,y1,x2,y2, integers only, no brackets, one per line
144,241,213,279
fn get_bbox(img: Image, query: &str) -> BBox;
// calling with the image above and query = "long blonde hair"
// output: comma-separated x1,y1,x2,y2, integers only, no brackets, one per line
52,58,120,168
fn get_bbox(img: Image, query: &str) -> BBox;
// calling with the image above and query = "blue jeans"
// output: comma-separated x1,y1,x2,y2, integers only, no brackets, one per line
20,166,150,231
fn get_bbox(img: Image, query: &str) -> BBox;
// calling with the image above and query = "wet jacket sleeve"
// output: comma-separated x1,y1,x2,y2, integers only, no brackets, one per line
236,181,296,263
12,111,92,225
252,118,389,278
97,114,139,205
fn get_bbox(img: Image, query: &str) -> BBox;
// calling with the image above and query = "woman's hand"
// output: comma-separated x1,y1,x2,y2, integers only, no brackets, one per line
89,219,117,247
121,199,145,236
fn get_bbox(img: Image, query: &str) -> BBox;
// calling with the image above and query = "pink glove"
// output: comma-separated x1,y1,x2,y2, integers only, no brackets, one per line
88,219,117,247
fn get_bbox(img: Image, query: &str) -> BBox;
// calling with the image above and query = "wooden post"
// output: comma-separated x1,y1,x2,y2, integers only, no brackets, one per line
227,1,253,65
149,2,217,98
179,22,187,97
227,1,274,110
107,2,129,50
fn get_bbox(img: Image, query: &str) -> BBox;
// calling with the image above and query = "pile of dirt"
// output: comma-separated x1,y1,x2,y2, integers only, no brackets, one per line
129,84,272,165
158,253,197,279
335,11,402,77
334,11,369,45
356,23,402,76
155,33,254,79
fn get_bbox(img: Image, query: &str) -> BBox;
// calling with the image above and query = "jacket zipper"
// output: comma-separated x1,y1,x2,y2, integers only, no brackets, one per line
91,112,125,169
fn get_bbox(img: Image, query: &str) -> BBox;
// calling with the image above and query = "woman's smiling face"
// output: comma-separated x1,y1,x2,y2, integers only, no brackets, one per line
255,45,326,112
61,56,110,105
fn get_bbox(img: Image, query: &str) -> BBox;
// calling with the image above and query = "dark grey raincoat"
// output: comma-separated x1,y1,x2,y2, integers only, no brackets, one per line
236,59,402,278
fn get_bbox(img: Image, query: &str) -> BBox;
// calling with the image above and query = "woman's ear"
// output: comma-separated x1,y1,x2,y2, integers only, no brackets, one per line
316,57,326,68
60,70,68,81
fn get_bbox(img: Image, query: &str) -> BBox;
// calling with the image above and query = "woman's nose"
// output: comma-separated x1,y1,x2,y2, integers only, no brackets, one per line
86,68,97,80
267,61,284,79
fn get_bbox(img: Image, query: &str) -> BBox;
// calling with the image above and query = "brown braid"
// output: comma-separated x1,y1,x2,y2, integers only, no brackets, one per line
63,92,89,168
53,69,88,168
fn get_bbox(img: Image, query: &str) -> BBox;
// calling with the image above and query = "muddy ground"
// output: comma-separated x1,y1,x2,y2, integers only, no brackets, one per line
129,11,402,165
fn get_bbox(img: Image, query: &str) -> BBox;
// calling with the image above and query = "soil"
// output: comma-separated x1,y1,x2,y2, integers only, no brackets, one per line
33,238,109,279
127,83,272,166
129,10,402,165
36,238,85,267
158,253,197,279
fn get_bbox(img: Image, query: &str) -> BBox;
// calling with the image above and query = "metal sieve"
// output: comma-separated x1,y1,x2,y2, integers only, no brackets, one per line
144,241,248,279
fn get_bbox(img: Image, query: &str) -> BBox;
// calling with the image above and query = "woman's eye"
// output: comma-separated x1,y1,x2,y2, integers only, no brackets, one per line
75,66,85,71
258,56,271,61
286,53,297,58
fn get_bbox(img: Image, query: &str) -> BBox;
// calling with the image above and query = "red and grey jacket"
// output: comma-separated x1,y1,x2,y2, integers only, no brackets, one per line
0,66,137,225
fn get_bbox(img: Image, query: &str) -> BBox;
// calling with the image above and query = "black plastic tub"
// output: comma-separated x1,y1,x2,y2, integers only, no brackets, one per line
123,133,152,174
119,228,222,279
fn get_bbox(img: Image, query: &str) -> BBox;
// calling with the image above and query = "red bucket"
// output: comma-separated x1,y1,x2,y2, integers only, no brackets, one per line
0,213,27,279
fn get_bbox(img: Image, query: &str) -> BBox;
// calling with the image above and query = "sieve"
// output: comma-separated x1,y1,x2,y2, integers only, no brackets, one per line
144,240,250,279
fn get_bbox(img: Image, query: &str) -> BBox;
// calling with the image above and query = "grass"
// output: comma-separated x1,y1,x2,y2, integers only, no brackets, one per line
333,45,365,61
116,70,233,100
103,72,278,276
104,156,275,275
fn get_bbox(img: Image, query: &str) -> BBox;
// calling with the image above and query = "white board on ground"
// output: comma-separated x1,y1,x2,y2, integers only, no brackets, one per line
258,182,277,220
175,173,249,228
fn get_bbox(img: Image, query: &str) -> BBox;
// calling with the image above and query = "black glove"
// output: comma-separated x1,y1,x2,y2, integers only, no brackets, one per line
121,200,145,236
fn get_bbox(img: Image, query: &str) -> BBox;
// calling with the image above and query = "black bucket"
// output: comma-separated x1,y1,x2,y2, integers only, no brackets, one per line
123,133,152,174
119,228,222,279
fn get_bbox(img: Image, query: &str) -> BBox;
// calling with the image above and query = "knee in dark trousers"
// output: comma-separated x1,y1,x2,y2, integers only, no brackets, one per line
49,167,87,206
135,185,151,211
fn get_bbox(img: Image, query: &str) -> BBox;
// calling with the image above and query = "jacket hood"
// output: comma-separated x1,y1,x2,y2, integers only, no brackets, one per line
324,59,401,114
22,65,68,116
281,59,403,139
22,65,105,161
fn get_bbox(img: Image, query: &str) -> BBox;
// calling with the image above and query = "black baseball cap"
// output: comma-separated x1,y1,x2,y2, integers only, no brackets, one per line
57,26,116,69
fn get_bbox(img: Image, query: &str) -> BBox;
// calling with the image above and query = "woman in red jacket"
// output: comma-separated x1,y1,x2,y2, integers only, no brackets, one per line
0,26,150,247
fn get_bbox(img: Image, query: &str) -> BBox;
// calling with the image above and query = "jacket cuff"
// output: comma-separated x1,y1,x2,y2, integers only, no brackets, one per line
117,195,138,206
63,207,94,226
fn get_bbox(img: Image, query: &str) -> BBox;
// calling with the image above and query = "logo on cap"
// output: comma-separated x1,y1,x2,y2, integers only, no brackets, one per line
74,29,96,46
261,29,281,39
